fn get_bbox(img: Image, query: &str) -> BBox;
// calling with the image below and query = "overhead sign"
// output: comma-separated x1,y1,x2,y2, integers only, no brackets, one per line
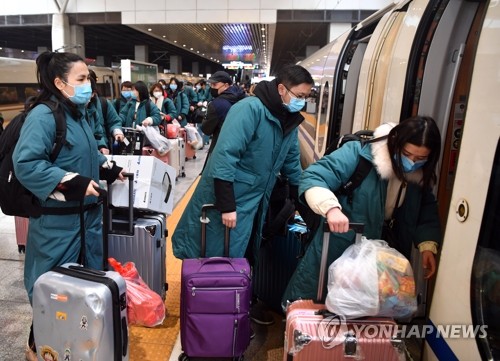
222,61,255,70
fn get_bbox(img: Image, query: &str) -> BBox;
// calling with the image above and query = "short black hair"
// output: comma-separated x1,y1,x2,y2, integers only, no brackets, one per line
275,64,314,89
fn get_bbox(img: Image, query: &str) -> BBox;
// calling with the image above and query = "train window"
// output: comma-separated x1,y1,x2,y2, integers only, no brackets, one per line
301,86,318,145
471,140,500,360
0,86,19,105
317,81,329,152
0,84,39,106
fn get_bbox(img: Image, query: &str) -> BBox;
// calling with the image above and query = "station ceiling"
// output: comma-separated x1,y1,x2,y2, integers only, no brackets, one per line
0,9,374,77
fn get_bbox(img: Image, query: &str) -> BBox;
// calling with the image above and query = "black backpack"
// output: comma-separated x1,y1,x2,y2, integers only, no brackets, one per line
297,130,387,233
0,100,67,218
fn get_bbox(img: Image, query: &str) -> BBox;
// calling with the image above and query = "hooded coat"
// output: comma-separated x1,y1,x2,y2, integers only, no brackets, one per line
172,79,303,259
13,100,108,303
282,123,441,305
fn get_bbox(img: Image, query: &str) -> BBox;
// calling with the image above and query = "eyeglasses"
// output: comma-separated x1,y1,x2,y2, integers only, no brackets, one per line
285,86,307,100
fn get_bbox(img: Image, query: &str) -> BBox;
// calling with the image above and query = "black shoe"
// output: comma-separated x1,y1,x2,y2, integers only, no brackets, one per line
250,301,275,326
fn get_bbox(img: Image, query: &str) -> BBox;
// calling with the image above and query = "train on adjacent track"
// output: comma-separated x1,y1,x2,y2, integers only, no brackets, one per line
297,0,499,359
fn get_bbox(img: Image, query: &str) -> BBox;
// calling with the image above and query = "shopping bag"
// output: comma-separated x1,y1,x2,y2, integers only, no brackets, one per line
326,236,417,319
137,125,171,156
108,257,166,327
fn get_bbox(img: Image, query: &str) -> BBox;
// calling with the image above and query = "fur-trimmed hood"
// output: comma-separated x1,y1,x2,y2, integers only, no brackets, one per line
370,122,423,184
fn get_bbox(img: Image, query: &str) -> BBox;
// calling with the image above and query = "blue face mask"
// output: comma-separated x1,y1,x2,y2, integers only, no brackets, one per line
121,90,132,99
62,81,92,105
170,84,177,91
284,97,306,113
397,154,427,173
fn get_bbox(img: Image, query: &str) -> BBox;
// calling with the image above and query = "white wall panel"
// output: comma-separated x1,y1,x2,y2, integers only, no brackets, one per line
106,0,135,12
228,0,258,10
260,10,277,23
166,10,197,23
134,0,164,11
167,0,196,10
228,10,260,23
197,10,228,23
76,0,106,13
135,11,166,23
122,11,136,24
197,0,228,11
292,0,326,9
260,0,293,10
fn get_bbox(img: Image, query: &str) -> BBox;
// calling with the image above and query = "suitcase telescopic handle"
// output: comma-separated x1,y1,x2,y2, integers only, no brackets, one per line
108,172,134,236
200,204,230,258
317,222,365,302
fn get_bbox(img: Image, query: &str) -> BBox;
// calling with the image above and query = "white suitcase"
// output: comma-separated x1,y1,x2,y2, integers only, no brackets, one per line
167,138,186,179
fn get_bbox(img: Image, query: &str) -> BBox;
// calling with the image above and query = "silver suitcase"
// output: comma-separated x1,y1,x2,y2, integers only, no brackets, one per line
33,263,129,361
107,173,168,300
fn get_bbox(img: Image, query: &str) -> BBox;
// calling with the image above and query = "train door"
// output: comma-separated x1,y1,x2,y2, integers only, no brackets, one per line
352,2,411,132
423,1,500,358
414,0,484,227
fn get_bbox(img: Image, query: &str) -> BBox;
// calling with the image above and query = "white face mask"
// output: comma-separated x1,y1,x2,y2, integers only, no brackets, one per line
153,91,163,99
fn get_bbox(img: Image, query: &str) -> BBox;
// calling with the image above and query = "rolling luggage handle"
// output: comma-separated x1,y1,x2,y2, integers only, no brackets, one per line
107,172,134,236
316,222,364,302
200,203,231,258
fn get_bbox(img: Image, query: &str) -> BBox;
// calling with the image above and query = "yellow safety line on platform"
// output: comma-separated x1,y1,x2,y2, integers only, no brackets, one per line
128,176,200,361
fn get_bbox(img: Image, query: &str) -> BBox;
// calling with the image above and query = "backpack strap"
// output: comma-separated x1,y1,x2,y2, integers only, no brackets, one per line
336,157,373,204
145,100,151,117
99,96,108,123
114,98,121,114
40,100,67,163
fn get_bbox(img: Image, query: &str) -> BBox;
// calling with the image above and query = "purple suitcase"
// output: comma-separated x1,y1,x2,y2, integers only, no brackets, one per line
180,204,252,359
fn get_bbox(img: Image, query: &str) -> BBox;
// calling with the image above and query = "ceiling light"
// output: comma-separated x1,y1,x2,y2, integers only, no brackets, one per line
261,27,265,31
190,48,193,50
174,40,177,43
262,35,265,37
203,27,207,31
183,44,186,47
148,28,152,31
162,35,166,38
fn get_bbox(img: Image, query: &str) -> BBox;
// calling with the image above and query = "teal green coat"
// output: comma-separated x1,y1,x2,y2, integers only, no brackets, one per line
282,140,441,305
13,101,107,303
119,99,161,127
172,96,302,259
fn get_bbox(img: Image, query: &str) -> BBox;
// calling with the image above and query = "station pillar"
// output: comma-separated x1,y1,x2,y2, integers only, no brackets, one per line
192,61,200,76
170,55,182,74
52,14,70,52
135,45,148,62
70,24,85,58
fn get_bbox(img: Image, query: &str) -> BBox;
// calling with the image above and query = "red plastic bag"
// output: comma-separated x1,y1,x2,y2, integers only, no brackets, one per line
166,123,180,139
109,258,166,327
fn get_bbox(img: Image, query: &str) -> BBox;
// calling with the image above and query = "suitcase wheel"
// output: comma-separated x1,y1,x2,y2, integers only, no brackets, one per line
18,245,26,254
193,155,197,159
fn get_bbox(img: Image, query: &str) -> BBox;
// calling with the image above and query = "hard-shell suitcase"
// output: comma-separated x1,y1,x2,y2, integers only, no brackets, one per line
179,128,197,161
253,220,307,312
166,138,186,179
107,173,168,300
283,223,406,360
33,263,129,361
142,145,169,164
179,204,252,359
14,216,29,253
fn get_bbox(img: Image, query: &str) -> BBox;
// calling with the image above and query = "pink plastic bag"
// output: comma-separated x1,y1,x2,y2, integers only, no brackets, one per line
109,258,166,327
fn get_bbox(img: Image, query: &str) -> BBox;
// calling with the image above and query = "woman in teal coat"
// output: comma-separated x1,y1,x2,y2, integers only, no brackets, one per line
282,117,442,306
119,80,162,127
172,64,314,260
13,51,123,360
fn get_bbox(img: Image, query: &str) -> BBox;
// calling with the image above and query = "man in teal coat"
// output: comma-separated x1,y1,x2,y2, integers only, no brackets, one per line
172,64,314,260
282,117,442,306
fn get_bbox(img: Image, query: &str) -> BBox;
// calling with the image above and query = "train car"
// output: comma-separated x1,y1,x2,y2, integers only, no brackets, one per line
297,0,499,360
0,56,121,127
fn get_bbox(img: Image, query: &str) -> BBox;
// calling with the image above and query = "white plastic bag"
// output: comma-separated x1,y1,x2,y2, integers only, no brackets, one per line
137,125,172,156
326,236,417,319
184,124,203,150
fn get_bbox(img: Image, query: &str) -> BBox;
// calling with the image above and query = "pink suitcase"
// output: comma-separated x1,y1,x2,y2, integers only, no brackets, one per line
179,128,196,161
15,216,29,253
283,224,406,360
142,146,169,164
